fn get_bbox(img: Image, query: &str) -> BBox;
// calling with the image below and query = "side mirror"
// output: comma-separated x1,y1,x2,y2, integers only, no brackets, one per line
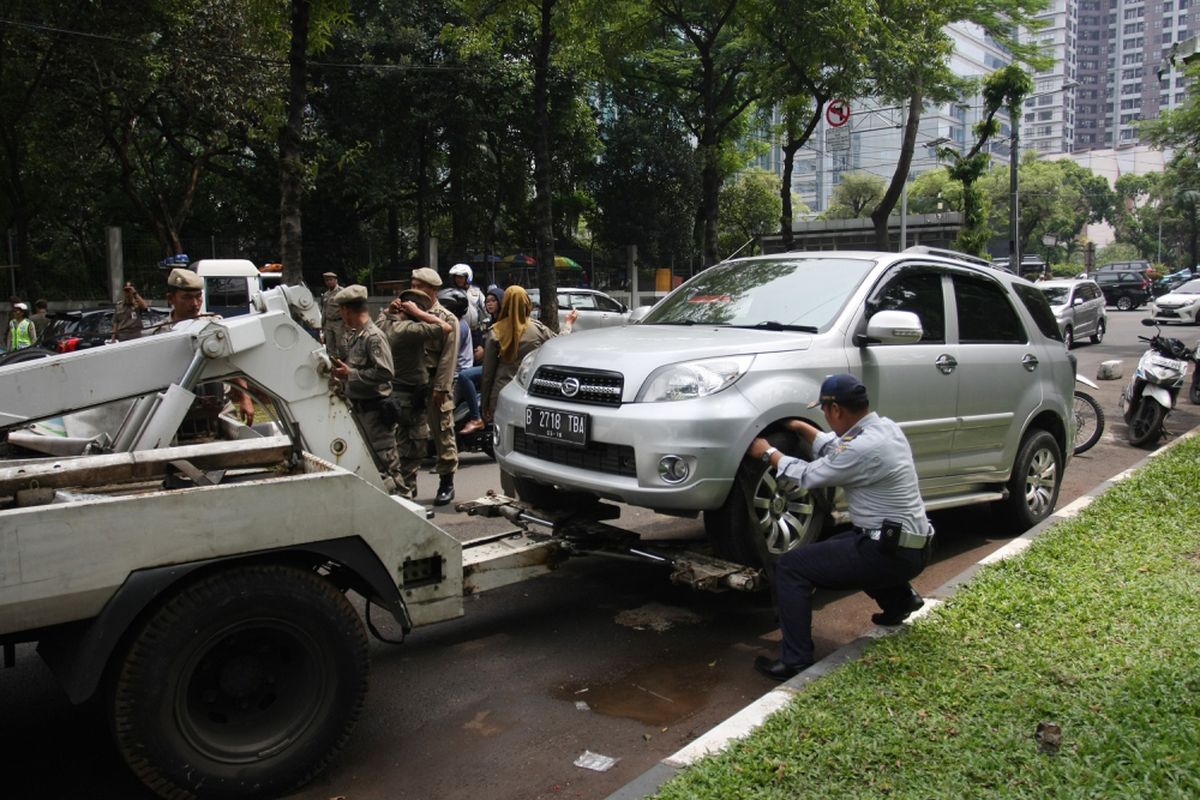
1141,317,1158,327
859,310,924,345
1072,296,1084,306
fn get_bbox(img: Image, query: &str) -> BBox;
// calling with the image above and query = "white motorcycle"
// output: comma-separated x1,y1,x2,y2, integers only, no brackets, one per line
1120,319,1195,448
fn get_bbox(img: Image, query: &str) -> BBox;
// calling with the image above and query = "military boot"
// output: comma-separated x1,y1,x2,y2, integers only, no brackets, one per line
434,474,455,506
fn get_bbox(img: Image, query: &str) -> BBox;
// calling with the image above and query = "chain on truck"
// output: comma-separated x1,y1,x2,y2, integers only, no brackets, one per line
0,279,761,799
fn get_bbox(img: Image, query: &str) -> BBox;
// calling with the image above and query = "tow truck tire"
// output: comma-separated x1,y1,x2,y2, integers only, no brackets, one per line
998,429,1062,532
704,431,828,569
108,564,368,800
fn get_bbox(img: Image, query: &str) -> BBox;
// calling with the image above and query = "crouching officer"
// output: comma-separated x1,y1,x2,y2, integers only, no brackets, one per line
746,373,933,681
376,289,453,500
329,284,405,493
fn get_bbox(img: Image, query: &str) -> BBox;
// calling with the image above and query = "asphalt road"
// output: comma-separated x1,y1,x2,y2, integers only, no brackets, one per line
1,308,1196,800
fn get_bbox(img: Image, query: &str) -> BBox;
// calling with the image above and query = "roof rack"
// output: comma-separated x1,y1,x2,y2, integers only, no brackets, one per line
901,245,994,269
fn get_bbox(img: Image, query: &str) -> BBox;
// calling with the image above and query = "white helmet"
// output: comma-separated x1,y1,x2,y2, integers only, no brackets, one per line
449,263,473,282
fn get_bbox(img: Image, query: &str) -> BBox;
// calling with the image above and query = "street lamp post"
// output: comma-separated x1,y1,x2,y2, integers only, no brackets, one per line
1009,80,1079,274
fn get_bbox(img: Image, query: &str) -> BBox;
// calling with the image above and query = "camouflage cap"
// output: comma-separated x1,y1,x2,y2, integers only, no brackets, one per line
410,267,442,288
334,284,369,305
400,288,433,310
167,267,203,292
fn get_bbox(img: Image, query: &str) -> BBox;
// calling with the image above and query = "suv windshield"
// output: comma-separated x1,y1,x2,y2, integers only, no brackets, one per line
642,257,875,330
1040,286,1070,304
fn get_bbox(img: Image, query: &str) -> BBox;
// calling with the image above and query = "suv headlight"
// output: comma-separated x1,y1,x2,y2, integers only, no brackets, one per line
515,351,538,389
637,355,754,402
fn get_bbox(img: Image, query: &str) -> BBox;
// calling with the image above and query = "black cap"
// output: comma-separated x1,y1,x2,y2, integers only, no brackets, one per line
807,373,869,408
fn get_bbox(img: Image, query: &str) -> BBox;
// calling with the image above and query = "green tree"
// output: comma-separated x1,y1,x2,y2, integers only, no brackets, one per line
743,0,871,248
935,64,1033,256
866,0,1049,251
718,167,784,256
587,88,700,271
822,171,885,219
626,0,758,268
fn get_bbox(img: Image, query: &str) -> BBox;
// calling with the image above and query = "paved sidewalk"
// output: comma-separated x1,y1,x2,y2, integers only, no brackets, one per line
605,427,1200,800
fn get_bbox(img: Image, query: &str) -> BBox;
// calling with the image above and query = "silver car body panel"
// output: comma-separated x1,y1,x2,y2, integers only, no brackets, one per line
496,252,1073,514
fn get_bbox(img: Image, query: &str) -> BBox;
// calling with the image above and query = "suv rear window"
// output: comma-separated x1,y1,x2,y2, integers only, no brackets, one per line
954,274,1026,343
1012,284,1063,342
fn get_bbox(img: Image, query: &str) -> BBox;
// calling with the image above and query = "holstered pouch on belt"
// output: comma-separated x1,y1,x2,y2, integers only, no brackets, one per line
878,519,903,556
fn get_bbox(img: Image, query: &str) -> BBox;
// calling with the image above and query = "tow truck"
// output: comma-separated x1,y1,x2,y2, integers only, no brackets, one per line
0,284,760,799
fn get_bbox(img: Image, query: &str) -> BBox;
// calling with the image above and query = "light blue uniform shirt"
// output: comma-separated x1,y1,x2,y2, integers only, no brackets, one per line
774,412,931,537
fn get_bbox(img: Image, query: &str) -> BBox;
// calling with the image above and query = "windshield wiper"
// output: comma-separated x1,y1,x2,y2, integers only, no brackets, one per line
740,321,819,332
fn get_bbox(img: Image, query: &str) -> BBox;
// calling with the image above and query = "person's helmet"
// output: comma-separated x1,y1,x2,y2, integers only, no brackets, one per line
449,263,473,283
437,287,469,319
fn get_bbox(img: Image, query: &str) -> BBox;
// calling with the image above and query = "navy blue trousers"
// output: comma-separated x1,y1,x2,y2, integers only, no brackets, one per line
774,529,928,667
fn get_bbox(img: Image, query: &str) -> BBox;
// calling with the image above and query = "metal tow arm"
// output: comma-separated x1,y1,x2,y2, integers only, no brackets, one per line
456,492,764,593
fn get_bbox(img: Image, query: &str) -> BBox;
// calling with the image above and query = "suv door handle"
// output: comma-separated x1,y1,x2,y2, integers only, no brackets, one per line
935,354,957,375
1022,353,1039,372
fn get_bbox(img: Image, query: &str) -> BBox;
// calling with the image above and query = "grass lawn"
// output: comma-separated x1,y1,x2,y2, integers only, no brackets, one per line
654,436,1200,800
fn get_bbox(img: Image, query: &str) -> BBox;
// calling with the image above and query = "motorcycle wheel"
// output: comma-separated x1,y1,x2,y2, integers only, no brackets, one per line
1072,390,1105,455
1190,378,1200,406
1126,400,1165,448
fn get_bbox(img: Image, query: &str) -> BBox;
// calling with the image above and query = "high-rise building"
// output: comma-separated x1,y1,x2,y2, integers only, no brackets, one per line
1049,0,1197,151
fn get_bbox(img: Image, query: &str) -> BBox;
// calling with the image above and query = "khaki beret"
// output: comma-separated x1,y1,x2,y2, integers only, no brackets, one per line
167,268,203,291
334,284,368,305
411,267,442,288
322,271,337,279
400,288,432,310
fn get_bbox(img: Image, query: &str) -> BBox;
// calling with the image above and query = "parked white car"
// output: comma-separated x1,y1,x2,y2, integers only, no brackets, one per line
496,249,1075,566
1149,278,1200,325
527,287,630,332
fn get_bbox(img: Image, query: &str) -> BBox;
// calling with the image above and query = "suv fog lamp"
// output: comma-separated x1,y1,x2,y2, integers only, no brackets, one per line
658,455,690,484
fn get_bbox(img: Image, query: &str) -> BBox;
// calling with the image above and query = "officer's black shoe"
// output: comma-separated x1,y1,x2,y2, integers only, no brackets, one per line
434,476,455,506
871,591,925,626
754,656,812,682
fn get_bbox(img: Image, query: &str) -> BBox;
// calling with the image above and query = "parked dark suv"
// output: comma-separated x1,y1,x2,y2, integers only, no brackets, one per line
1094,271,1151,311
0,307,169,366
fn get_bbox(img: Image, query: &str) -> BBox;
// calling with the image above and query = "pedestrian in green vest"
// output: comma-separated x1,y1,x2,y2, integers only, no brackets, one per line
7,303,35,351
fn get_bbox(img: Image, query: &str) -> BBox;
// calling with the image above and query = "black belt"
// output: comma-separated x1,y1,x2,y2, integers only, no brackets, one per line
853,525,933,550
351,397,385,411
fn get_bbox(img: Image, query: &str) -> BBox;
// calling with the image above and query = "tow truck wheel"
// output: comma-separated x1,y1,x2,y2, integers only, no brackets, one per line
108,564,368,800
704,431,828,569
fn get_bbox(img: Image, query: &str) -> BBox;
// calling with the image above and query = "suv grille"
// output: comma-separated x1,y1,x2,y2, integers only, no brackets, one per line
529,366,624,406
512,429,637,477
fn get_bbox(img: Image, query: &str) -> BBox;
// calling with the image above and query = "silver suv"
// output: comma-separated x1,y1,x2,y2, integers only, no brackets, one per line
1038,278,1106,348
495,250,1075,564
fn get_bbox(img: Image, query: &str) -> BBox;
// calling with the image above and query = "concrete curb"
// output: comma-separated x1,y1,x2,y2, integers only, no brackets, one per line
605,427,1199,800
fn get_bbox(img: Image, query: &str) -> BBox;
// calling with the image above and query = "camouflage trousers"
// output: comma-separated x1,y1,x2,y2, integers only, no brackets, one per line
427,393,459,478
393,394,430,499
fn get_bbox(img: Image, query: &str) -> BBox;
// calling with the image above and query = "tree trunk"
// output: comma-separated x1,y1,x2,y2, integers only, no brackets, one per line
388,206,400,273
533,0,559,330
701,138,720,266
871,89,923,251
279,0,309,286
778,103,824,251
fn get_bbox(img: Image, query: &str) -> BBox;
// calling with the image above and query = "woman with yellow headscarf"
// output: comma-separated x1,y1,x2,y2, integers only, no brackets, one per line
481,285,576,421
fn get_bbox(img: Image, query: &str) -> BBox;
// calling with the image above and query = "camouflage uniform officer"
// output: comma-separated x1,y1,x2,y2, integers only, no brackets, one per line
330,284,404,493
410,267,460,506
376,289,453,499
320,271,345,361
